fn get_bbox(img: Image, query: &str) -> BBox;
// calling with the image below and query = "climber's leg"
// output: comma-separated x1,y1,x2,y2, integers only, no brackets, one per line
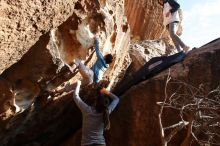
168,22,188,52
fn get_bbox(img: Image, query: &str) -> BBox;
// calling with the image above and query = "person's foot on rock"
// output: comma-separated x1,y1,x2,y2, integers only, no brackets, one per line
183,46,190,53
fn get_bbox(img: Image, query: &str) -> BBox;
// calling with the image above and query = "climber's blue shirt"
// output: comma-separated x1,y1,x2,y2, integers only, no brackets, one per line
91,39,108,83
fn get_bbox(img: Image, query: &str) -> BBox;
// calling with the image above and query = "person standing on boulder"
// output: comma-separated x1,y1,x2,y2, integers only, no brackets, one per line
72,80,119,146
75,37,113,85
159,0,189,52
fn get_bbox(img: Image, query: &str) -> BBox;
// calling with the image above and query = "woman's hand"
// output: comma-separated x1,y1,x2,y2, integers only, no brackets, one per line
64,80,81,92
64,82,71,92
100,88,110,95
76,80,81,86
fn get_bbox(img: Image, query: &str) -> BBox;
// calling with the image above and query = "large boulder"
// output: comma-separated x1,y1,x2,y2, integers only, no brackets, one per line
0,0,77,74
60,39,220,145
125,0,164,40
113,39,168,93
0,0,131,145
107,38,220,146
0,0,130,114
124,0,182,51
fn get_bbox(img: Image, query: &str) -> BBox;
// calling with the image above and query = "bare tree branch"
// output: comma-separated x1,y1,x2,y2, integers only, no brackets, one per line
158,76,220,145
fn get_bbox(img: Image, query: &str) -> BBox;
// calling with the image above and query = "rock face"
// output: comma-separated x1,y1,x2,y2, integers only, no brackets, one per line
107,38,220,146
0,94,80,146
0,0,77,74
0,78,14,116
0,0,130,114
124,0,179,52
1,0,219,145
0,0,130,145
125,0,164,40
129,40,167,71
61,39,220,146
113,40,167,94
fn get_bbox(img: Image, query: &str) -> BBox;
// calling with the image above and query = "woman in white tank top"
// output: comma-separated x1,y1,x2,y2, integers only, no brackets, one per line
159,0,189,52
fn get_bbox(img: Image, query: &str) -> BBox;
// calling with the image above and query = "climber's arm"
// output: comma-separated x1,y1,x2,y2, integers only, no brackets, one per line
72,81,90,113
100,88,119,114
94,38,104,60
53,82,75,94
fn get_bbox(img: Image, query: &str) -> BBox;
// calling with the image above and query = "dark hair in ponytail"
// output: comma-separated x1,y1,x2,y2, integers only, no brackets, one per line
95,94,111,130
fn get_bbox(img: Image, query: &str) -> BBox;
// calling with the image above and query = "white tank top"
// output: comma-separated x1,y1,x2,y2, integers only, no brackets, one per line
163,2,180,26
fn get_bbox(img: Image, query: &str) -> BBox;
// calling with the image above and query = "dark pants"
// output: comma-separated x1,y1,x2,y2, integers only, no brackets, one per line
168,22,187,52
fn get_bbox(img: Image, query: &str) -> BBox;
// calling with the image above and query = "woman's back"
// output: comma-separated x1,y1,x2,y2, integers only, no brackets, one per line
72,81,119,146
82,108,105,146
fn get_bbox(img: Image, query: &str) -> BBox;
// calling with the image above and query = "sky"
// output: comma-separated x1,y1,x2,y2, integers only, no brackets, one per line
178,0,220,48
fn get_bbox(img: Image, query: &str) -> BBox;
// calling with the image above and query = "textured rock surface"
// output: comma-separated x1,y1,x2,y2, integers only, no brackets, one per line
60,38,168,146
0,77,13,115
0,0,130,145
124,0,180,52
60,39,220,146
0,93,82,146
1,0,219,145
113,39,168,94
0,0,130,114
0,0,77,74
129,40,167,71
125,0,164,40
106,38,220,146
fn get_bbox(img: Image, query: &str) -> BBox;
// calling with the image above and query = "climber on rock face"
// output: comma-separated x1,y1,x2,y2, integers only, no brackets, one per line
75,37,113,85
72,80,119,146
51,35,113,95
158,0,190,53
